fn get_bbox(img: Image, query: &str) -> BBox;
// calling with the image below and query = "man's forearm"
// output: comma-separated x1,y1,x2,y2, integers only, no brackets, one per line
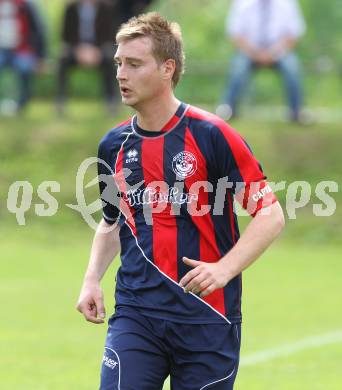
232,36,260,58
268,36,298,60
84,219,121,283
179,202,285,297
220,202,285,281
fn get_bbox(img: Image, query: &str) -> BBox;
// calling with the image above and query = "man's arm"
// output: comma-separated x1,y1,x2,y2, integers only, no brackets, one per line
231,36,275,66
268,36,299,61
76,219,120,324
232,35,298,66
180,201,285,297
232,36,262,61
26,1,47,60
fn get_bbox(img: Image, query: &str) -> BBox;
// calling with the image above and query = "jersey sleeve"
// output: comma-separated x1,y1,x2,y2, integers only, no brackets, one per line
97,137,121,225
213,122,278,216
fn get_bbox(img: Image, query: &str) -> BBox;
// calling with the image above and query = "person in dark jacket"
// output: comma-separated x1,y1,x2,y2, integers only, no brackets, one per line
0,0,46,112
117,0,154,23
56,0,120,114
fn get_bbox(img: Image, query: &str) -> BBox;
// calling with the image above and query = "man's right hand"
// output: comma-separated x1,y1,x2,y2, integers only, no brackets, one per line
76,281,106,324
253,49,275,66
75,44,102,67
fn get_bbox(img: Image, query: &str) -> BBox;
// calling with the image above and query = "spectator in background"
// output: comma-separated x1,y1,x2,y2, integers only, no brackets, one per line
0,0,46,113
117,0,154,23
223,0,306,122
56,0,120,114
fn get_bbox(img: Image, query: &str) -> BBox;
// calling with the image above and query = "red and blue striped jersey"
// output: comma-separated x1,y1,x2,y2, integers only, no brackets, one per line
98,102,277,324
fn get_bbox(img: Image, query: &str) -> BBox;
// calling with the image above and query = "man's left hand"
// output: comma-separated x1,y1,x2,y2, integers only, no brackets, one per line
179,257,230,298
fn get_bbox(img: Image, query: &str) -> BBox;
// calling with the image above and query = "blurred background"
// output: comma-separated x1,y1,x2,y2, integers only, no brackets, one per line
0,0,341,389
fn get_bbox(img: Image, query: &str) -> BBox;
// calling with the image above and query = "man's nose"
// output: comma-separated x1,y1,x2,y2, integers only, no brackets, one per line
116,65,128,81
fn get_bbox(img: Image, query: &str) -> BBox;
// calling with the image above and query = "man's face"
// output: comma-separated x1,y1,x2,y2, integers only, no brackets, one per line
115,37,170,109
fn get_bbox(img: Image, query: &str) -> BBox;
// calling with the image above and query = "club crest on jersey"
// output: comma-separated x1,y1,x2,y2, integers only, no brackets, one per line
172,151,197,178
126,148,139,163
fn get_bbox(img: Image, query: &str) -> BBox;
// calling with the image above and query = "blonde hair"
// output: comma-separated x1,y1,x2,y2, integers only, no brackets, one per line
116,12,185,87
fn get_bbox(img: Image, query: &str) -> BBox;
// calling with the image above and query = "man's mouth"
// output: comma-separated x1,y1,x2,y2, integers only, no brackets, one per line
120,87,131,95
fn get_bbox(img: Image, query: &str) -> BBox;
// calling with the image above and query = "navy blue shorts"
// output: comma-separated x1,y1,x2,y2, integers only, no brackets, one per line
99,308,241,390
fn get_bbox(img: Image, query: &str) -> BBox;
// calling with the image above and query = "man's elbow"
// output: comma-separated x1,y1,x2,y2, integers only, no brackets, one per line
256,202,285,236
272,202,286,236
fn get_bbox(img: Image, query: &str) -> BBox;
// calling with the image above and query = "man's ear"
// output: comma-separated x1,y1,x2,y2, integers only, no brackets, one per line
161,59,176,82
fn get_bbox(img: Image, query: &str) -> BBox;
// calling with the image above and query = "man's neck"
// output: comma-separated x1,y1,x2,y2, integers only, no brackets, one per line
135,94,181,131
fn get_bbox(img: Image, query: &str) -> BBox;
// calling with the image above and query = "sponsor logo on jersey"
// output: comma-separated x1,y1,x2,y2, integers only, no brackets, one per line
126,149,139,164
103,355,118,370
172,151,197,178
123,186,198,207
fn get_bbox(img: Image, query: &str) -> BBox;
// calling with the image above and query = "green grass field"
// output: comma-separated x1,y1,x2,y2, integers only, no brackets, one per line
1,223,341,389
1,101,341,389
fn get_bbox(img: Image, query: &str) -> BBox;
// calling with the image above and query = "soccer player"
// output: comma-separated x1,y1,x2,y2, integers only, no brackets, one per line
76,12,285,390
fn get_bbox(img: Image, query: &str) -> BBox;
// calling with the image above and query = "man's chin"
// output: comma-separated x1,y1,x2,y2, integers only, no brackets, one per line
121,96,137,108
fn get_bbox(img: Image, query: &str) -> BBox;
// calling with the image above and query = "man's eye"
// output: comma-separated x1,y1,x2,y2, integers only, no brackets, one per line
114,62,121,67
130,63,139,68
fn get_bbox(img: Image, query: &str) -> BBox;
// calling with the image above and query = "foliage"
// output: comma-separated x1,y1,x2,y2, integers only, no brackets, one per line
11,0,340,103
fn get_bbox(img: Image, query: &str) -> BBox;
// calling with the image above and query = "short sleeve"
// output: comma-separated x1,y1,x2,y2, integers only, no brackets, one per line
97,139,121,225
213,122,277,216
213,123,266,189
285,0,306,39
226,0,244,38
